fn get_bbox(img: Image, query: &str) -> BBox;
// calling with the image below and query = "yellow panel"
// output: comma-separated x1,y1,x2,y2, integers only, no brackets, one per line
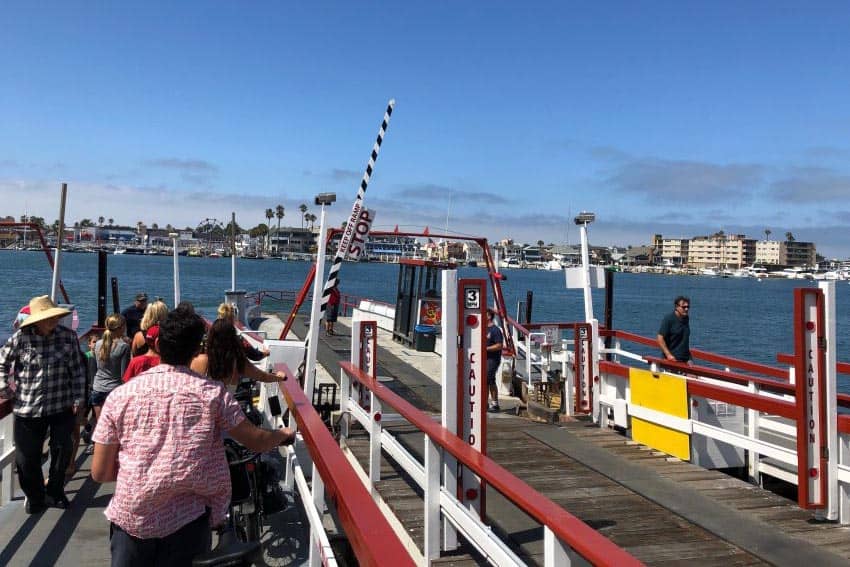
632,418,690,460
630,368,690,460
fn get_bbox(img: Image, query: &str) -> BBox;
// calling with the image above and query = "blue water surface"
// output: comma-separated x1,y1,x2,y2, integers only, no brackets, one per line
1,251,847,374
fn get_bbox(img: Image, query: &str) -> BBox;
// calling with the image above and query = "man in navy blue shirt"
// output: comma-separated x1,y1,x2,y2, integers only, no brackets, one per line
121,292,147,338
657,296,691,363
486,308,504,412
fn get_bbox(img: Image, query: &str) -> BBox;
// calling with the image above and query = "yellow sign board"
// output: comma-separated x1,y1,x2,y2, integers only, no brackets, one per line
630,368,690,460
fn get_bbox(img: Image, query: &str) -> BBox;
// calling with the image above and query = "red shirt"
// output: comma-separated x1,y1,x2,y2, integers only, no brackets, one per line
122,354,160,382
93,364,245,538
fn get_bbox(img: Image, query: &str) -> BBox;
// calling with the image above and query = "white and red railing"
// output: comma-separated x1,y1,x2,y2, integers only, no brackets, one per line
272,364,416,567
336,360,643,567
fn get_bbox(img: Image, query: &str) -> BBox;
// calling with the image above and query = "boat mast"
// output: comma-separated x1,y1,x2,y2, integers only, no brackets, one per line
50,183,67,302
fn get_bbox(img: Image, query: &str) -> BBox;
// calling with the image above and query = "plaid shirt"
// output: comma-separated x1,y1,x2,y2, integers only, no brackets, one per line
0,324,86,417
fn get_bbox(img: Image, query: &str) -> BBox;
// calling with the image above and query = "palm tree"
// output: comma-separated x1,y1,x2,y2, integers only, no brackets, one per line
306,213,317,230
764,229,771,241
98,216,105,227
785,231,795,242
108,218,114,227
299,203,308,229
275,205,285,253
265,208,274,254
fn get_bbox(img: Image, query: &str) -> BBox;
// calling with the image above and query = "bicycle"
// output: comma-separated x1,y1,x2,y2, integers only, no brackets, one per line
193,378,290,566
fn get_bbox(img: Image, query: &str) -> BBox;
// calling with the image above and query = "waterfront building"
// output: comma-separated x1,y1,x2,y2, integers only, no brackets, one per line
754,240,782,265
686,233,752,269
652,235,688,266
783,240,816,267
753,239,816,267
270,227,316,254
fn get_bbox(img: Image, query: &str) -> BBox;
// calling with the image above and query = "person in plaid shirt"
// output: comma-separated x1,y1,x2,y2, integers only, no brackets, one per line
0,295,86,514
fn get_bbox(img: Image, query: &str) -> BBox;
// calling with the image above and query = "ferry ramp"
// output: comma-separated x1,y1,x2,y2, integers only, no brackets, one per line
279,312,850,566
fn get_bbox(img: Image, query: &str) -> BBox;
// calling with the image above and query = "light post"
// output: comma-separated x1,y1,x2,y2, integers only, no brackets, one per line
574,211,595,322
304,192,336,397
169,232,181,307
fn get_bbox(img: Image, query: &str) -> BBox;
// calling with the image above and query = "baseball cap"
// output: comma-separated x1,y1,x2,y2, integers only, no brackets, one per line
135,293,148,302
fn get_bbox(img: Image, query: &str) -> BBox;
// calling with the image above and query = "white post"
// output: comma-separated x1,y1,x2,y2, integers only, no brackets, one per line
579,220,593,323
819,281,839,520
50,183,67,301
169,233,181,306
423,437,441,562
369,395,382,488
230,211,237,291
309,463,325,567
544,527,573,566
304,203,330,397
441,269,459,550
747,381,761,484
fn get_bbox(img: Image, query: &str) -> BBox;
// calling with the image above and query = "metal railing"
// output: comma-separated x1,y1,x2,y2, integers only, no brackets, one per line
337,360,643,566
274,364,416,567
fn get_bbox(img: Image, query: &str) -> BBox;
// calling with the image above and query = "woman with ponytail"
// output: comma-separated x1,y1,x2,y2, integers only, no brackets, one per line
90,314,130,422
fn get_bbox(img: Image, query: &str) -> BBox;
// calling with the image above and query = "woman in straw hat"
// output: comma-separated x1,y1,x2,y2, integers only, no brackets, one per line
0,295,86,513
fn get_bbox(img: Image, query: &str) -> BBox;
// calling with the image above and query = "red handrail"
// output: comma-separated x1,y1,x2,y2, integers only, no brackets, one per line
276,364,415,567
645,356,794,395
838,414,850,434
339,361,644,567
606,329,789,380
780,354,850,408
687,379,796,419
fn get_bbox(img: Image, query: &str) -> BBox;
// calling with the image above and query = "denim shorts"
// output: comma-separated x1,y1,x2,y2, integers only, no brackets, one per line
89,390,111,407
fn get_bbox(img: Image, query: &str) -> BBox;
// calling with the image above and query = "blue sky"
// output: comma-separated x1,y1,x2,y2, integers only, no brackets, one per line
3,3,850,256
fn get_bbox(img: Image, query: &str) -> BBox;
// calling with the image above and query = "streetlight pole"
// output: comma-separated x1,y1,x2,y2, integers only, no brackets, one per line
169,232,181,306
304,193,336,397
575,212,596,323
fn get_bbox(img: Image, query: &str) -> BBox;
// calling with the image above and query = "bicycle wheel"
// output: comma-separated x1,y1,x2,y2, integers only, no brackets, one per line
244,510,262,542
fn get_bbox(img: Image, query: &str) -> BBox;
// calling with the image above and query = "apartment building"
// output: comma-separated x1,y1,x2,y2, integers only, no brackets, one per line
783,240,817,267
654,233,817,268
651,234,688,266
754,240,782,265
684,233,754,269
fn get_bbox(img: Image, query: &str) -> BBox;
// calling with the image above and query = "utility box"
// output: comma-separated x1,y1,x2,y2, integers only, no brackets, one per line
414,324,436,352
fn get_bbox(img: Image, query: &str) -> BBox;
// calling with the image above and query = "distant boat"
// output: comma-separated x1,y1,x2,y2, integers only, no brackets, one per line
699,267,718,276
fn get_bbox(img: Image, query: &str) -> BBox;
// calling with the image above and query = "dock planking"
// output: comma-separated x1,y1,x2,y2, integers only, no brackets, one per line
308,316,850,566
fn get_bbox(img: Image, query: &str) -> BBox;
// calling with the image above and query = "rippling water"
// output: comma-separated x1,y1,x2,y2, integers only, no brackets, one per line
2,250,848,374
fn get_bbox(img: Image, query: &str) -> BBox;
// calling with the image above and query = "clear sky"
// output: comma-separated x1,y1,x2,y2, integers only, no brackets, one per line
3,2,850,256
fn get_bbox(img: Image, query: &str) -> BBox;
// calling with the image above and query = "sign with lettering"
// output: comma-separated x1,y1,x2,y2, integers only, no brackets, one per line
794,288,827,509
574,323,593,414
353,320,377,408
458,279,487,517
344,207,376,260
418,298,442,326
541,325,559,347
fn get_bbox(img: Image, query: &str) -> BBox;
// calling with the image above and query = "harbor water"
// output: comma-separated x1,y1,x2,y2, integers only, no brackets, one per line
2,250,848,386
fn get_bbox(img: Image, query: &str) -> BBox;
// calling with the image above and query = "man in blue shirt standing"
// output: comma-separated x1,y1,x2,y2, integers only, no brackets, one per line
657,296,691,363
486,308,504,412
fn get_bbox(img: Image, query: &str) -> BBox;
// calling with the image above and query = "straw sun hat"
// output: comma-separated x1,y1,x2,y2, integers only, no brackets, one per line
19,295,71,328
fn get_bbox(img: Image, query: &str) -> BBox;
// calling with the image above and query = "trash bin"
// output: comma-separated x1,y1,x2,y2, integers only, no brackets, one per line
414,324,437,352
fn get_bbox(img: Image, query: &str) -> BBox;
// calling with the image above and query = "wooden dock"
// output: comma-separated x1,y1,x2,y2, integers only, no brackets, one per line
298,315,850,566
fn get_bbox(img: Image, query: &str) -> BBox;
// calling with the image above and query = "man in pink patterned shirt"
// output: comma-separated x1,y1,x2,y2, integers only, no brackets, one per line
92,307,294,566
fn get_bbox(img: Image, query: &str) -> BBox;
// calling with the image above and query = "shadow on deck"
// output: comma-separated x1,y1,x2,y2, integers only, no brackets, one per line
0,446,311,566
